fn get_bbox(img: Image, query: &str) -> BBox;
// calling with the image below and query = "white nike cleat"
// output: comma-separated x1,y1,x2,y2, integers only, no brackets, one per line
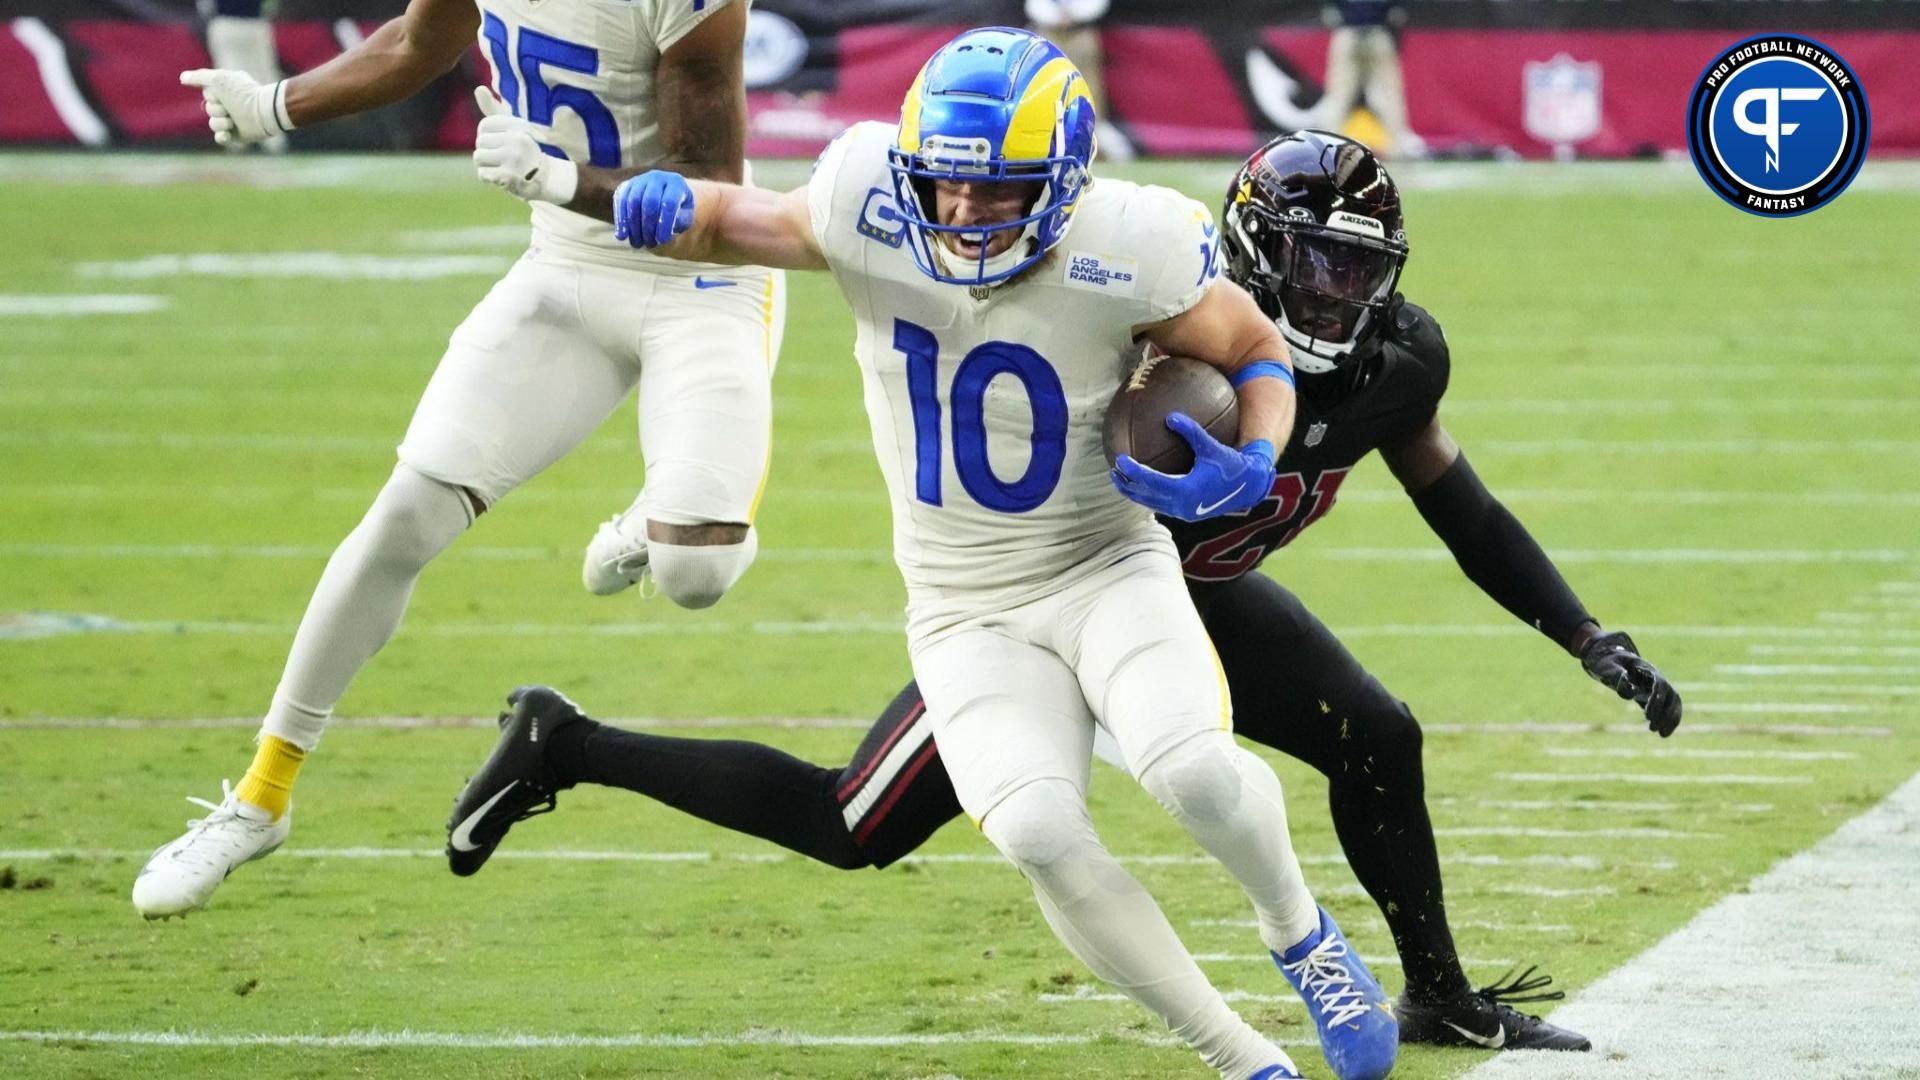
582,499,650,596
131,780,290,920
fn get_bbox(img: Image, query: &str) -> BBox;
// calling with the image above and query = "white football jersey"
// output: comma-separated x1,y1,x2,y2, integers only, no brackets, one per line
474,0,742,271
807,122,1226,631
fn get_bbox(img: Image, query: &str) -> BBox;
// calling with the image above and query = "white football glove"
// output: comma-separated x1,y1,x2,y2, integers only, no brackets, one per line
472,87,579,206
179,68,291,146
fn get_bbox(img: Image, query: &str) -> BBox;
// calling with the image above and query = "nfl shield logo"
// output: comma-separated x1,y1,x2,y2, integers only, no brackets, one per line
1523,55,1602,146
1304,422,1327,448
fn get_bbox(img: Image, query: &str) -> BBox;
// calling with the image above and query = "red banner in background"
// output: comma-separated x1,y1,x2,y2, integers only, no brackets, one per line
743,26,1920,159
2,15,1915,157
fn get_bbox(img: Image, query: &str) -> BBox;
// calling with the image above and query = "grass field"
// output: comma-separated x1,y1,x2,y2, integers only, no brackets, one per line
2,154,1917,1079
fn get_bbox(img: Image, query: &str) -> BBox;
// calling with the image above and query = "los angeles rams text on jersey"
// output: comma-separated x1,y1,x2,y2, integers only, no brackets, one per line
807,122,1225,633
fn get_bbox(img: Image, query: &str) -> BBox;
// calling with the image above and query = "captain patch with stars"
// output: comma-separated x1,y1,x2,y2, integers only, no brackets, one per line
1687,34,1869,217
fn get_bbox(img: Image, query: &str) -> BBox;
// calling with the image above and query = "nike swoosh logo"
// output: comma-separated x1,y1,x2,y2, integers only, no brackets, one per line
1444,1020,1506,1049
693,276,737,289
1194,483,1248,517
448,780,519,852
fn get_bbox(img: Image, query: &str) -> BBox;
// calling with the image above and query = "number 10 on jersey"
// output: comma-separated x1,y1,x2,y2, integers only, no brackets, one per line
894,319,1069,514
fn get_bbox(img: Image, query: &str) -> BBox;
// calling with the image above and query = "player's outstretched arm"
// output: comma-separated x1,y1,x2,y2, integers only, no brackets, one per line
1383,418,1683,736
473,3,749,222
613,173,827,271
182,0,476,145
567,1,748,221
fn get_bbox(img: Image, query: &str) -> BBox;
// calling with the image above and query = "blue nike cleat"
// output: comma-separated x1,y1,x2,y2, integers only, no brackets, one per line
1249,1065,1303,1079
1274,906,1399,1080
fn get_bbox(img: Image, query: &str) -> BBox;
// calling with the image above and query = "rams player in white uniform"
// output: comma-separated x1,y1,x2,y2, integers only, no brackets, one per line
602,27,1397,1080
135,0,782,917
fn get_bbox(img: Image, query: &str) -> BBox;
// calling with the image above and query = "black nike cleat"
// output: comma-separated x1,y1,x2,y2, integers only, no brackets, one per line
1396,966,1591,1052
445,685,586,877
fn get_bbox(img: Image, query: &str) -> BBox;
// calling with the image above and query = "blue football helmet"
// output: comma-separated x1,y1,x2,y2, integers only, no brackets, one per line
887,27,1098,286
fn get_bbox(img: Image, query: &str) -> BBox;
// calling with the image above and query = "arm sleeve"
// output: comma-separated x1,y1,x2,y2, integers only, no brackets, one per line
1409,452,1595,648
649,0,735,54
1138,188,1226,324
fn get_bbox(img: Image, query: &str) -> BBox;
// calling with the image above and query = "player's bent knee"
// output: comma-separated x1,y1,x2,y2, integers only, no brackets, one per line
647,526,758,610
359,464,475,569
1358,703,1425,787
981,779,1087,872
1137,733,1246,828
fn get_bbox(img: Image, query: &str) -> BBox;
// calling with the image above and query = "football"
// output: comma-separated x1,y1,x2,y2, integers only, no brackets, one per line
1103,353,1241,475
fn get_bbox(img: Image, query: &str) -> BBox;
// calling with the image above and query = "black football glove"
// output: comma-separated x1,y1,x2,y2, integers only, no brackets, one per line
1580,630,1682,737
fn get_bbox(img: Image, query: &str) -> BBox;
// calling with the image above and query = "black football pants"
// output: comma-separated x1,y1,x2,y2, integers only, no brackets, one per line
547,571,1471,1000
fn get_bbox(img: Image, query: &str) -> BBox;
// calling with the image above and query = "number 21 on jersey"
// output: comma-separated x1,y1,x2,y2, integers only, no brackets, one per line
894,319,1067,514
480,11,620,167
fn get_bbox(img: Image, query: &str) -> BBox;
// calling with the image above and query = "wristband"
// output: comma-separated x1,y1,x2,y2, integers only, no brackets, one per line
1239,438,1276,468
1229,360,1295,389
270,80,294,134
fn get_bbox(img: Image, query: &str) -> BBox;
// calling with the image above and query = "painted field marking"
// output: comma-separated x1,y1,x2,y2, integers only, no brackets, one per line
1461,771,1920,1080
1542,748,1855,762
10,482,1919,513
1432,826,1718,841
0,716,1889,739
1454,799,1773,815
0,1027,1238,1051
74,253,512,280
1442,398,1914,417
1191,918,1575,935
1469,439,1920,457
1686,703,1880,714
1424,722,1890,737
1497,773,1814,786
1716,663,1920,677
1338,487,1920,508
1039,986,1297,1005
0,294,168,316
1689,678,1920,693
0,847,1654,873
5,540,1918,568
1322,548,1919,565
1193,953,1516,968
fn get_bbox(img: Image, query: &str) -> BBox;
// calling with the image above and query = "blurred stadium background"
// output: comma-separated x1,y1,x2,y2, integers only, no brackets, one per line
3,2,1918,1078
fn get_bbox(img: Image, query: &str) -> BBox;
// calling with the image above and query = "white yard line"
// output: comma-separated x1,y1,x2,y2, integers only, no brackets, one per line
1322,548,1919,565
1686,703,1881,715
1542,748,1856,761
1687,679,1920,693
0,1027,1232,1050
1497,773,1814,786
0,716,869,732
7,541,1915,567
0,847,1655,872
1453,799,1773,815
0,294,168,316
0,716,1890,739
1461,771,1920,1079
74,253,513,280
1432,827,1718,840
1716,663,1920,677
1193,954,1516,968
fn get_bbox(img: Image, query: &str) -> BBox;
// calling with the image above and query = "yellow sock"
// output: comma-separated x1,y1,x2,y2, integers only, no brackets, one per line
234,735,306,820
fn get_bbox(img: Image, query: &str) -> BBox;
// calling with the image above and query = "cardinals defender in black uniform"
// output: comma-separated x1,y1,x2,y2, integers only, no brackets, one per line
448,132,1682,1053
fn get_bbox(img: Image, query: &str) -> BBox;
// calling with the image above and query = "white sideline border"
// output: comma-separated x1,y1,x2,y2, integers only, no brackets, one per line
1462,771,1920,1079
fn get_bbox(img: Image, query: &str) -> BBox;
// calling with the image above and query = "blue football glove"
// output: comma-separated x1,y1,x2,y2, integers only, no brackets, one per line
613,170,696,249
1111,412,1277,522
